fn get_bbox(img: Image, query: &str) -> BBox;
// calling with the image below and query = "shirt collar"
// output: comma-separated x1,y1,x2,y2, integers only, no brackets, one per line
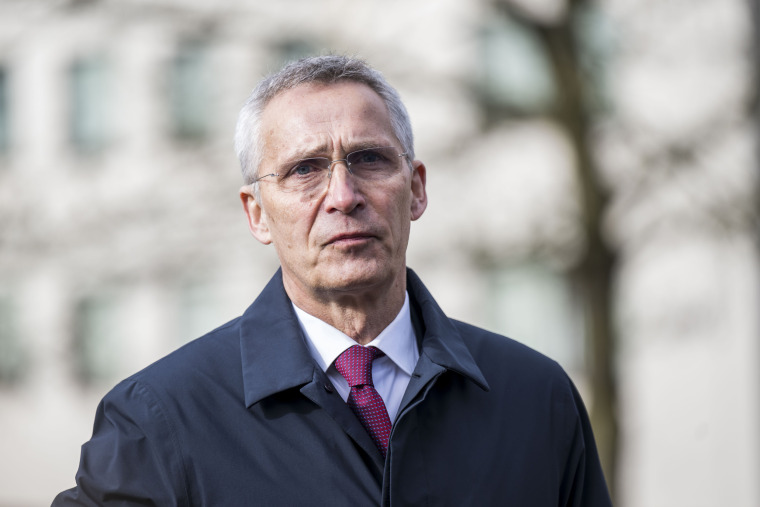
293,291,418,376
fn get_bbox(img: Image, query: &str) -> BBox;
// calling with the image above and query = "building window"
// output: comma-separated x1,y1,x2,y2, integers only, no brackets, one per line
72,294,122,386
478,15,555,116
0,295,26,385
69,56,110,153
169,41,211,141
487,263,585,373
0,67,9,153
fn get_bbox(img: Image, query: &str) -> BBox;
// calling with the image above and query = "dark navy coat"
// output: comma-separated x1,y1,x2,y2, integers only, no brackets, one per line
53,269,612,506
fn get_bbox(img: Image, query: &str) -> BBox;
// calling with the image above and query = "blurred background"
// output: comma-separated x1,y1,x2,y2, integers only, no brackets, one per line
0,0,758,505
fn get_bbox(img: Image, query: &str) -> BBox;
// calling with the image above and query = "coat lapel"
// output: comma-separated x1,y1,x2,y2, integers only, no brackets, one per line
300,372,386,471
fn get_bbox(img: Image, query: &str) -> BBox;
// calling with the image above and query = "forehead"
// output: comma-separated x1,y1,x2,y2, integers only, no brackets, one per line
259,81,396,159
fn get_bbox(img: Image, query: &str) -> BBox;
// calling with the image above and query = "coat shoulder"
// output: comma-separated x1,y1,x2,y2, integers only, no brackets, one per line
450,319,569,385
121,316,244,398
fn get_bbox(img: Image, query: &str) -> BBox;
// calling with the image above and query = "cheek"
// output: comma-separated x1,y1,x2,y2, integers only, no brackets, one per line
267,203,315,247
382,192,413,238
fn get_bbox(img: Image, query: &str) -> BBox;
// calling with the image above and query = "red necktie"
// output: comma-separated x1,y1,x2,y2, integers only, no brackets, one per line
335,345,392,457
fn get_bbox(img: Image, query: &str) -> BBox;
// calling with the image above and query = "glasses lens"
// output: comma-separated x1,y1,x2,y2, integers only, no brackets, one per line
279,157,330,192
346,147,402,180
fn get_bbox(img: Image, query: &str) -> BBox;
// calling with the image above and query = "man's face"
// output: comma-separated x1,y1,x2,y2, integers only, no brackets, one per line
240,81,427,301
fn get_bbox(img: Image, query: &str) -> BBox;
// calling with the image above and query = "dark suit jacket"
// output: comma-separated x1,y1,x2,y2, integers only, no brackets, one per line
53,269,612,506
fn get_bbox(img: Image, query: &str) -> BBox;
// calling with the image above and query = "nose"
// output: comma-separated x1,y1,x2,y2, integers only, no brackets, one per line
324,161,365,214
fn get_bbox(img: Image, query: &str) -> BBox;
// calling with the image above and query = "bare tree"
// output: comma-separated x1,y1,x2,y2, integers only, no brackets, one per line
750,1,760,235
488,0,619,497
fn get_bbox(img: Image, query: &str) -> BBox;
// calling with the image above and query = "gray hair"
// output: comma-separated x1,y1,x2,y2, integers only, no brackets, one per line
234,55,415,190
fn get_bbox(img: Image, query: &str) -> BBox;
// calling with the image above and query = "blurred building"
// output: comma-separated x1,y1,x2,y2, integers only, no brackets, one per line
0,0,757,506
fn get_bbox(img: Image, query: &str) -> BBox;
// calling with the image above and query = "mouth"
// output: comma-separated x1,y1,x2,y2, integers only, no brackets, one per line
325,232,377,247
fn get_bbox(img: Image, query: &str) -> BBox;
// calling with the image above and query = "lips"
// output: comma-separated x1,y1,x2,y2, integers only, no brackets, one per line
325,232,376,246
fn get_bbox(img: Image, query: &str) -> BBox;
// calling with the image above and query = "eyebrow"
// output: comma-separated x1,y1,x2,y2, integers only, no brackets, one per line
283,143,330,162
280,140,397,166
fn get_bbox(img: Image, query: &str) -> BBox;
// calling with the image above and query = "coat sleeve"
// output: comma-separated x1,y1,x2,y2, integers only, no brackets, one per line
560,377,614,507
52,379,189,506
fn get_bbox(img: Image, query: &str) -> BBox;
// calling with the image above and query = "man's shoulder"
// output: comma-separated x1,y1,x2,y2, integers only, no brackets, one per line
450,319,567,383
112,316,245,402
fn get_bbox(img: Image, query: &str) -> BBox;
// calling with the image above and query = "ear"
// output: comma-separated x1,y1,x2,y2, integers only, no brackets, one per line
240,185,272,245
409,160,428,221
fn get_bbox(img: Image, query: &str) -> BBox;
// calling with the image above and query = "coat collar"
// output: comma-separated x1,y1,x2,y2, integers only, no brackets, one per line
405,269,489,391
240,269,316,408
240,268,489,408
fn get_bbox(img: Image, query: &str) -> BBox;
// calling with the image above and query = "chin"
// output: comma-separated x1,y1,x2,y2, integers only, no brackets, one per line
318,261,396,293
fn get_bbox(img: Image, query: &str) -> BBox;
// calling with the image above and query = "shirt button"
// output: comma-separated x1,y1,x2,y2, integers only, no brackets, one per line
324,382,335,393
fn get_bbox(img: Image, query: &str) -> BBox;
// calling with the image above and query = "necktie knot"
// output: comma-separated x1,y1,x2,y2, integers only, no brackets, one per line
335,345,384,388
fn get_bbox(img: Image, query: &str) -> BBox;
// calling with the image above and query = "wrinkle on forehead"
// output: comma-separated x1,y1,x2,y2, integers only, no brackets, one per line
260,82,398,165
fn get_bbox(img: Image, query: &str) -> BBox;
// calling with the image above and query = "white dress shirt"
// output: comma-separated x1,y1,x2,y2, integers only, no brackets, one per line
292,292,419,423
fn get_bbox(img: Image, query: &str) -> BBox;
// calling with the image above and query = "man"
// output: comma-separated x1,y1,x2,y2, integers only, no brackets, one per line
54,55,612,506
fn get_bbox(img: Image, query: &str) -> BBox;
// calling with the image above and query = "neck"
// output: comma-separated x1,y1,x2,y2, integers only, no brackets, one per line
284,271,407,345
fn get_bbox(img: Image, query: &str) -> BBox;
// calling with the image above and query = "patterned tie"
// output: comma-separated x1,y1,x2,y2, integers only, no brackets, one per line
334,345,392,457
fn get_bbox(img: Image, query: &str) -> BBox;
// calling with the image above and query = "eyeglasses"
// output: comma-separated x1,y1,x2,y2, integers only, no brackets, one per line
254,146,410,194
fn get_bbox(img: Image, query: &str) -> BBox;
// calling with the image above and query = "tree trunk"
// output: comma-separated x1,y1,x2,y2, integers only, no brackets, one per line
536,10,620,497
491,0,620,497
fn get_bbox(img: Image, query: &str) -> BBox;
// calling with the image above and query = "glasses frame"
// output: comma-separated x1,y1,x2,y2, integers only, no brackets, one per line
253,146,411,187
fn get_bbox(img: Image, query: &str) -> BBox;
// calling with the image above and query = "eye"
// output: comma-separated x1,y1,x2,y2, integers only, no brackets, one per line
354,149,386,165
294,163,313,176
286,158,324,178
